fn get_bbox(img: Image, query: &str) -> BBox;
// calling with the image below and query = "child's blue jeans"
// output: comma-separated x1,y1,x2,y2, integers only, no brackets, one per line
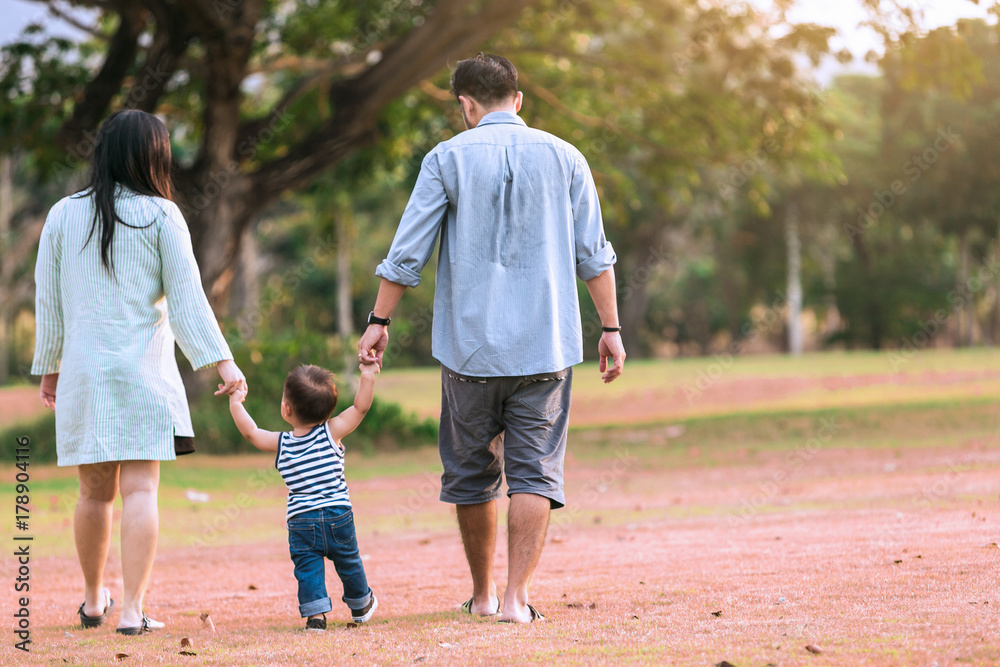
287,506,372,617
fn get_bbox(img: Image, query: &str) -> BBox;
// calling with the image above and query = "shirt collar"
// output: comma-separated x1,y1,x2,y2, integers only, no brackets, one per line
475,111,527,128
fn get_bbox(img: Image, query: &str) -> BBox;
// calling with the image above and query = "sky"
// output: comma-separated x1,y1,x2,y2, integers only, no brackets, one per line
1,0,996,80
777,0,996,81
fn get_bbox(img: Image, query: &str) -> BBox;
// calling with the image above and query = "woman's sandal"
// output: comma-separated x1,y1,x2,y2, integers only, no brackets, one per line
116,615,161,636
78,588,114,628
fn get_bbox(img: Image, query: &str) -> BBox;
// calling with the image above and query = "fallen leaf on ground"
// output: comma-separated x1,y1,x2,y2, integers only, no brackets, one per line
631,615,639,619
114,655,129,662
715,661,736,667
418,538,430,545
711,610,723,617
200,613,216,632
414,658,427,663
894,559,903,564
566,602,597,610
179,651,197,657
180,637,192,648
346,622,359,629
248,584,258,590
805,644,823,654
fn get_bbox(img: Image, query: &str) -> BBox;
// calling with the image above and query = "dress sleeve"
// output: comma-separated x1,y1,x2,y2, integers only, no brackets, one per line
375,150,449,287
31,204,65,375
157,202,233,370
570,152,617,281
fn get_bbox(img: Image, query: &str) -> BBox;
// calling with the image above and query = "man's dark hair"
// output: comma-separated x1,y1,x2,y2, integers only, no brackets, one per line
283,365,338,424
450,53,518,105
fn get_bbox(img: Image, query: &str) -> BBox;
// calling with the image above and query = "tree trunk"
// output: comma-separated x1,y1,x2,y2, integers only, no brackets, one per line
992,227,1000,344
955,232,971,348
785,202,803,356
815,225,840,339
336,209,355,376
620,272,649,358
853,235,882,350
0,154,13,385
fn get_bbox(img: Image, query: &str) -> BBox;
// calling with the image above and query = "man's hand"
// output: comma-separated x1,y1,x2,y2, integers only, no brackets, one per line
358,324,389,368
598,331,626,383
40,373,59,410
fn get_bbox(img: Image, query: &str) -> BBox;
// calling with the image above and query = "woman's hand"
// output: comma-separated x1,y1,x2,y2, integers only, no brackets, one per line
214,359,247,396
40,373,59,410
227,383,248,404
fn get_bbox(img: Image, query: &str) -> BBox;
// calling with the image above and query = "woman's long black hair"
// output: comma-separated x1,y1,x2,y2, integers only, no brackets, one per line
81,109,174,272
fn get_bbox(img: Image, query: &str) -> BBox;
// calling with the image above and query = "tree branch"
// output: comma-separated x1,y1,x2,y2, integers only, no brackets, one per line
249,0,538,203
54,5,145,155
124,2,192,112
45,1,106,38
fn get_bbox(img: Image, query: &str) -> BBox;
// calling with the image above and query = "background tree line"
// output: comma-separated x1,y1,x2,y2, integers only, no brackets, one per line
2,0,999,400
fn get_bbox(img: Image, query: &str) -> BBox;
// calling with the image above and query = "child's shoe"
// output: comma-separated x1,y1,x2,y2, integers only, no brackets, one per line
351,593,378,624
305,614,326,630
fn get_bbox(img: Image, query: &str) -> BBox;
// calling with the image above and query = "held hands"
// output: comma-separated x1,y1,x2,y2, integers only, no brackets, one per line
359,360,381,376
598,331,626,383
227,383,249,404
40,373,59,410
358,324,389,369
215,359,247,397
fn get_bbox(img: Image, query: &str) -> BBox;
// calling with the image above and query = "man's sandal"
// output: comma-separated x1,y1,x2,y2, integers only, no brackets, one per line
497,604,545,623
78,588,114,628
461,597,501,616
116,615,163,636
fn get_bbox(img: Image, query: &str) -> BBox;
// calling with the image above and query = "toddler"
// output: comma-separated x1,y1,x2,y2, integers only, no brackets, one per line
228,362,379,629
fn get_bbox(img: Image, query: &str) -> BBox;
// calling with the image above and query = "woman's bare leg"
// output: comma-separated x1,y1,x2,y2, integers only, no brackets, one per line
117,460,160,628
75,462,120,616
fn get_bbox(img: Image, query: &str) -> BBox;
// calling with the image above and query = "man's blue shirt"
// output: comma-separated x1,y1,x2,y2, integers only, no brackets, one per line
376,111,616,376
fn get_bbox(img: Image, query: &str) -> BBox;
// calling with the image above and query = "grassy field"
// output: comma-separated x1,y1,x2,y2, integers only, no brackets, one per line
375,349,1000,425
1,349,998,664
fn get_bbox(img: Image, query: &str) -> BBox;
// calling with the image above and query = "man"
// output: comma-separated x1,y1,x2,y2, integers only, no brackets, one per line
358,53,625,623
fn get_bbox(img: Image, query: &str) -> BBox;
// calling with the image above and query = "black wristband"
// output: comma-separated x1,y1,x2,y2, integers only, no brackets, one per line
368,311,391,327
602,325,622,333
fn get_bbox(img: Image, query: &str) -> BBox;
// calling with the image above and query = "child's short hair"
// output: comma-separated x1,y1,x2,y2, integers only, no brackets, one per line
283,365,338,423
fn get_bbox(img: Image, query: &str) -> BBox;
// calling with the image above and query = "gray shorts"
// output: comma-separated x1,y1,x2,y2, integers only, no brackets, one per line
438,366,572,510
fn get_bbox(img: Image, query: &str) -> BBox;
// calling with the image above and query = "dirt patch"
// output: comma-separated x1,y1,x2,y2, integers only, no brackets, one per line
7,439,999,665
0,385,46,427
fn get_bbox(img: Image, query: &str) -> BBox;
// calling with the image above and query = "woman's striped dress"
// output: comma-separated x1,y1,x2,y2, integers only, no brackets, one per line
31,187,233,466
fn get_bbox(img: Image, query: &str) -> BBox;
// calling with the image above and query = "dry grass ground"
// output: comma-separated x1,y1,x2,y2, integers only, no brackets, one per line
2,350,999,665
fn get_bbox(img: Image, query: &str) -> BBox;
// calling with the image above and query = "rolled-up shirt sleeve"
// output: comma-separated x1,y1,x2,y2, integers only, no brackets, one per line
375,150,449,287
31,204,65,375
157,202,233,370
570,152,616,281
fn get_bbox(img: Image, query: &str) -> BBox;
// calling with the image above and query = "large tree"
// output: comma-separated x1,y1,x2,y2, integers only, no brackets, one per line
1,0,535,311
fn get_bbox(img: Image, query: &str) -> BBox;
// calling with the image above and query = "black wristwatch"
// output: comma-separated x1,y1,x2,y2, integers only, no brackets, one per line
602,325,622,333
368,311,391,327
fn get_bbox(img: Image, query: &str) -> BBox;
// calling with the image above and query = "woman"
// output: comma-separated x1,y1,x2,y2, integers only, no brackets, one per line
31,110,246,635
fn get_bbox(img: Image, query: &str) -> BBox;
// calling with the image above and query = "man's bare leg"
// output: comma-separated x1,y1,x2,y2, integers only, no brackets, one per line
456,499,500,615
499,493,550,623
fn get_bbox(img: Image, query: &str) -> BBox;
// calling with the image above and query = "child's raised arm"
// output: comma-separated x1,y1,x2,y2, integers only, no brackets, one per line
328,362,379,441
227,384,281,452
